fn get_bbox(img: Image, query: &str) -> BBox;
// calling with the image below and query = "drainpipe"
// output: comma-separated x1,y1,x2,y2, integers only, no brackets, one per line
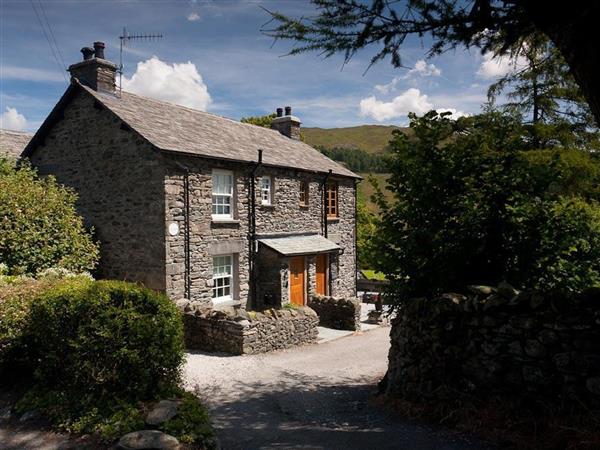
248,149,263,309
321,169,333,296
174,161,191,300
354,179,359,298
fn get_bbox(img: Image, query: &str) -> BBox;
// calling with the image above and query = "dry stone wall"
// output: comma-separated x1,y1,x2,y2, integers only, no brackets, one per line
180,301,319,354
384,283,600,408
308,295,361,331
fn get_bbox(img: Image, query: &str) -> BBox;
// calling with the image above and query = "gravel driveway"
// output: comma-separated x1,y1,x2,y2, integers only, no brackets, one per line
184,327,490,450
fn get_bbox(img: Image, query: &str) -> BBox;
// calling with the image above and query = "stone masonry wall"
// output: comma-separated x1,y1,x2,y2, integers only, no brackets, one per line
308,295,361,331
180,301,319,354
28,90,166,290
385,283,600,408
165,157,357,308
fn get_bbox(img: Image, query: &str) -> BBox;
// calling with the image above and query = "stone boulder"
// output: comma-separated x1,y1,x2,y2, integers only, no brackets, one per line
118,430,180,450
146,400,179,426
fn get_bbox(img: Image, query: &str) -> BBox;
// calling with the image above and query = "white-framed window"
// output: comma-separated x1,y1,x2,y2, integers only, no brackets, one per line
212,169,234,219
212,255,233,303
261,175,272,205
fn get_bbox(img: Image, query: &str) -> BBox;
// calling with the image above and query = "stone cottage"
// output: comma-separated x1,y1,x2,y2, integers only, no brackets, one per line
23,42,360,310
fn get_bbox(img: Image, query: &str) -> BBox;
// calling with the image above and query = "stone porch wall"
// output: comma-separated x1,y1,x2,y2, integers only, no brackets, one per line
180,301,319,354
308,295,361,331
384,284,600,408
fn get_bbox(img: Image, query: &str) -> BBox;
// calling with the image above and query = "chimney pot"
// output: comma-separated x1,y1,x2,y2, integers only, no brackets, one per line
276,108,283,118
81,47,95,61
285,106,292,116
93,41,106,59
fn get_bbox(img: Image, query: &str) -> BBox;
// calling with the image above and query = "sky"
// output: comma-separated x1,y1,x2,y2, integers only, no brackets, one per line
0,0,521,132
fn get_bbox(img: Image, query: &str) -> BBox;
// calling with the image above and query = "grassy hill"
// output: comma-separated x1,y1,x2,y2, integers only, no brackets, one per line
303,125,406,154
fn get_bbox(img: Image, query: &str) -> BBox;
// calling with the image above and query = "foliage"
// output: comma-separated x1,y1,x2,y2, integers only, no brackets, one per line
318,146,389,172
160,392,215,445
356,191,378,269
262,1,600,126
361,270,386,281
1,278,186,440
487,37,599,149
241,112,276,128
372,110,600,303
0,158,99,276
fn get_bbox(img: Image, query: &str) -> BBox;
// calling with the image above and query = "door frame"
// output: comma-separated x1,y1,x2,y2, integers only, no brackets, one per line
288,256,307,306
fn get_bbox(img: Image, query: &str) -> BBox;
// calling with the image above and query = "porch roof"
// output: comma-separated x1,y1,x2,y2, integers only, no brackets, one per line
258,234,340,256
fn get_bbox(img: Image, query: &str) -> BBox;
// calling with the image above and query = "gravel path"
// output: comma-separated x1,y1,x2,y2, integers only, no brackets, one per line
184,327,491,450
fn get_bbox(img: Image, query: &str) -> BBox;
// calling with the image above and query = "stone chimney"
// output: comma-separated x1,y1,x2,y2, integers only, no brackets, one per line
271,106,301,140
68,41,117,93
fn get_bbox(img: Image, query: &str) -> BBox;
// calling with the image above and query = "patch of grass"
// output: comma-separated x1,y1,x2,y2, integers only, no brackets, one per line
358,172,392,213
160,392,216,446
361,270,386,281
282,303,299,310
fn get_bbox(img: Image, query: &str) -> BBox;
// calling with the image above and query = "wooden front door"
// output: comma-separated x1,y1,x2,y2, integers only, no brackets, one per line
289,256,306,305
316,253,328,296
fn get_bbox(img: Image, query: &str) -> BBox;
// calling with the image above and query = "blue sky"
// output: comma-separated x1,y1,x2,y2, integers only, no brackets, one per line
0,0,517,132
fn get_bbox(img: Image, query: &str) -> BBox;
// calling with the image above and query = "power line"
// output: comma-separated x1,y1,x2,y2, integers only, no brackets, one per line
29,0,67,83
37,0,67,72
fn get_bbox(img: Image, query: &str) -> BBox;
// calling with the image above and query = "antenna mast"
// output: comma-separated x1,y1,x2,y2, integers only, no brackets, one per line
118,27,163,96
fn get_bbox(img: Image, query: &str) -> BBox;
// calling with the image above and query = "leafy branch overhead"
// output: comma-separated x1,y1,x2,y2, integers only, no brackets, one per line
262,0,600,126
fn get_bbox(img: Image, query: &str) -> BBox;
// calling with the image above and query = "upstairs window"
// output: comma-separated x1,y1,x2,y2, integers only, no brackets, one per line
212,170,234,219
261,175,272,205
299,180,309,206
326,181,338,219
212,255,233,303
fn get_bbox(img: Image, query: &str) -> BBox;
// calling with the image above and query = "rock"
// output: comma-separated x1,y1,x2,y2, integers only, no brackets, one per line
467,285,494,295
0,406,12,420
19,410,41,422
586,377,600,395
118,430,180,450
497,282,519,300
146,400,179,426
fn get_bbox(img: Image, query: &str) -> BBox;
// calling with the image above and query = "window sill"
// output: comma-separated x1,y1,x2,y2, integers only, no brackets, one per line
211,218,240,226
299,204,309,209
260,204,276,209
211,299,242,309
327,217,340,222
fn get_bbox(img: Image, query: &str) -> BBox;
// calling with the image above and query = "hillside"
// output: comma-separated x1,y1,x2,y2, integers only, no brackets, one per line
303,125,406,154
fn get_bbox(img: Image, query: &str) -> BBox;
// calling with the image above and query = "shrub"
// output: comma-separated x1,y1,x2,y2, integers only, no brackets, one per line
374,111,600,304
0,158,99,276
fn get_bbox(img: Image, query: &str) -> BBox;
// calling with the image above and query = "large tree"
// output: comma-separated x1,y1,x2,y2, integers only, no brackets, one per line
263,0,600,126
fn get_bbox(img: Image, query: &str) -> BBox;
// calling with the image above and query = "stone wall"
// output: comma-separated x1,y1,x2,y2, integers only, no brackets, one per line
308,295,361,331
165,158,357,308
28,91,167,291
384,283,600,408
180,301,319,354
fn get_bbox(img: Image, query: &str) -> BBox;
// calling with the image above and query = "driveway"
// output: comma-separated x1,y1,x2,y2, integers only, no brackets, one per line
184,327,490,450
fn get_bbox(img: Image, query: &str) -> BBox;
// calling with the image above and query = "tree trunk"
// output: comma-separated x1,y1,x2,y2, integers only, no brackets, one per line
524,2,600,127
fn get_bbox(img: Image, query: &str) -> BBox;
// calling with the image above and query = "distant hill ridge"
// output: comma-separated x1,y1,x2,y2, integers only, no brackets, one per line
303,124,407,154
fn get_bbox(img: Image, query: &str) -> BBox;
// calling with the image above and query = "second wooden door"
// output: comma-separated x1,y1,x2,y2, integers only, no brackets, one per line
316,253,328,296
289,256,306,305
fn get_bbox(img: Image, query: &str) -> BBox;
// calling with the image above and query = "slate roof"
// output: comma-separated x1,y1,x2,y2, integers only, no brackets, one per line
77,83,359,178
0,129,33,159
258,233,341,256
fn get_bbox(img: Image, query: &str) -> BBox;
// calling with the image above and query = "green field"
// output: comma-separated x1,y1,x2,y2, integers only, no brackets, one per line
358,172,393,212
303,125,407,154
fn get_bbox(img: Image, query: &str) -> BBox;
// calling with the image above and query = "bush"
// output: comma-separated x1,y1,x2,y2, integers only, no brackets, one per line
374,111,600,303
0,158,99,276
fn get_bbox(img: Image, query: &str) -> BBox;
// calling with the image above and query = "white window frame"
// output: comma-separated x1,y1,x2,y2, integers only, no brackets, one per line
261,175,272,205
212,254,233,303
212,169,234,220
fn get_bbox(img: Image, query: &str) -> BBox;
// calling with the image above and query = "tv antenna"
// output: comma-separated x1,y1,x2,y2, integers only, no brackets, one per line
118,27,163,96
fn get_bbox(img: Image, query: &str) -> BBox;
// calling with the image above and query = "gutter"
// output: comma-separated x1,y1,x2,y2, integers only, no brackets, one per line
248,149,263,309
174,161,191,300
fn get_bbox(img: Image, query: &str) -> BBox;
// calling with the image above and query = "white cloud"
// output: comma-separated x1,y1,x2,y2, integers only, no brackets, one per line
360,88,433,121
437,108,469,120
374,60,441,94
187,12,200,21
122,57,211,111
0,107,28,131
476,52,528,79
1,65,64,83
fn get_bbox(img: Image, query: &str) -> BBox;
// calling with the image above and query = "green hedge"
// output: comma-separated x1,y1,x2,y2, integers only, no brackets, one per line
0,158,99,276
